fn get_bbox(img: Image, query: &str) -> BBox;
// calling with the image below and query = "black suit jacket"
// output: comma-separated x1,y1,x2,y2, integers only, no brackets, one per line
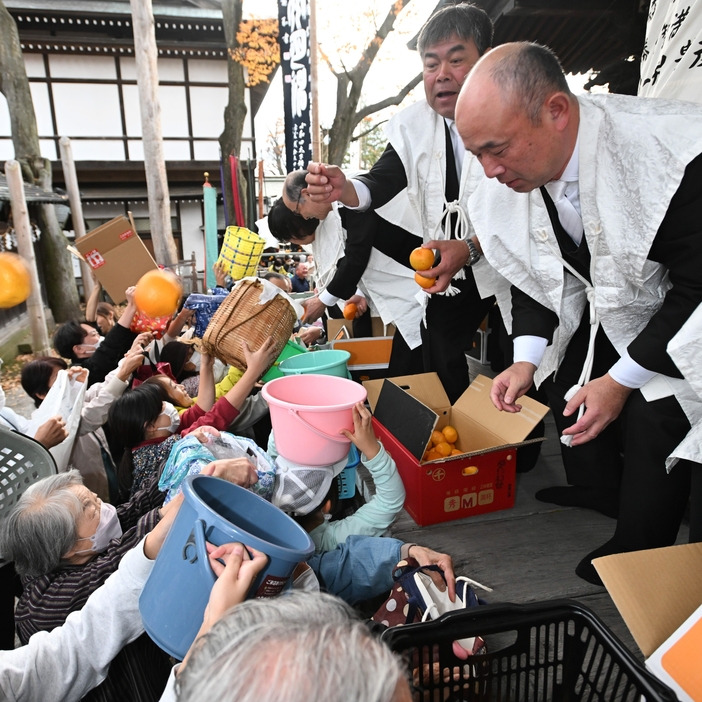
511,152,702,378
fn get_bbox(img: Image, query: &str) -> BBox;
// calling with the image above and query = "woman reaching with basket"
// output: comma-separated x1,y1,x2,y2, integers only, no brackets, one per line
108,338,277,496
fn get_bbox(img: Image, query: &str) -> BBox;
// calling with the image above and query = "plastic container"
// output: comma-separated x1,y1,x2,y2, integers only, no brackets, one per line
382,599,677,702
262,375,367,466
262,339,308,383
279,349,351,378
139,474,314,660
338,445,360,499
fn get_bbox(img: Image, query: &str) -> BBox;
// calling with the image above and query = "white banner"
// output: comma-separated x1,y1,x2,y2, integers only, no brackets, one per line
639,1,702,102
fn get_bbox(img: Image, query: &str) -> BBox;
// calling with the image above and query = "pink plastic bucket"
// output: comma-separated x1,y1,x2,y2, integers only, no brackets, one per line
262,375,367,465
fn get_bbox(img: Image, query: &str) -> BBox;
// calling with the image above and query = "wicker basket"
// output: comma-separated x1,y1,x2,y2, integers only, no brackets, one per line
201,278,296,373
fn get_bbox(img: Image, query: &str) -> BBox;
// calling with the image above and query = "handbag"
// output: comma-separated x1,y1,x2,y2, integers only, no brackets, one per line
372,557,488,658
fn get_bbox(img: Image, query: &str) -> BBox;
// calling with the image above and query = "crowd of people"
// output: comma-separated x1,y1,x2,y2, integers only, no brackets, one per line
1,1,701,700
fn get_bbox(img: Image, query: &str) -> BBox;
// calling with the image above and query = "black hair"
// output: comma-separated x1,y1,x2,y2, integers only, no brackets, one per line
142,375,184,406
267,197,318,243
108,383,166,492
53,320,88,361
417,2,493,58
21,357,69,408
490,42,572,124
160,340,198,382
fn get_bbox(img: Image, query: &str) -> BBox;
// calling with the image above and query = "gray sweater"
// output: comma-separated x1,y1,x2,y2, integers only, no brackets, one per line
0,539,154,702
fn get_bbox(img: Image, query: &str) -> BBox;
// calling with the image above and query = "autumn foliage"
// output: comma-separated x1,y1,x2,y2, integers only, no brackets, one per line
232,18,280,87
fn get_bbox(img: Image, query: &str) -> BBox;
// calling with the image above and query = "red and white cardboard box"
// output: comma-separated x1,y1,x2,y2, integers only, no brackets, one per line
363,373,548,526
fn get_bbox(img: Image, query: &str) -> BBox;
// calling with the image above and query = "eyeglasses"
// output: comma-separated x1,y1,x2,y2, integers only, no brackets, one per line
293,190,303,217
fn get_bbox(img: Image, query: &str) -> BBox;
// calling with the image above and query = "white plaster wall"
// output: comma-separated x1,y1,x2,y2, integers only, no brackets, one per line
179,201,204,269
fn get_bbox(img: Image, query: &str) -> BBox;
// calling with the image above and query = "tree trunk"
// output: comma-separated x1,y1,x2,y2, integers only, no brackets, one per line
0,1,80,321
325,0,421,166
130,0,179,266
219,0,248,227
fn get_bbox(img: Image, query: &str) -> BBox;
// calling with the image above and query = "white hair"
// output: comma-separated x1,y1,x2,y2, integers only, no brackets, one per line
1,469,84,577
177,592,406,702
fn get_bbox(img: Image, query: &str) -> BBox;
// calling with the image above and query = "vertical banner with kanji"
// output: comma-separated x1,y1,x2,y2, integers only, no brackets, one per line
278,0,312,173
639,1,702,101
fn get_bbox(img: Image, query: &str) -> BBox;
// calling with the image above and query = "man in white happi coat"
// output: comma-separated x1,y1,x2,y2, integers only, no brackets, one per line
455,42,702,584
303,4,497,405
266,170,425,375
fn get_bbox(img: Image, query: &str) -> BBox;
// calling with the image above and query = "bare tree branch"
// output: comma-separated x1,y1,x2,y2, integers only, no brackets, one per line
350,119,388,142
354,71,422,123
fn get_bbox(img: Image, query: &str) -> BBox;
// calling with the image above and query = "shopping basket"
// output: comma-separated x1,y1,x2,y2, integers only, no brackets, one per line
382,599,676,702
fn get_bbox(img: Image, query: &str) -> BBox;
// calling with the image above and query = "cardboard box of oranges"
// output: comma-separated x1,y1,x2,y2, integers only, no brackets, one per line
363,373,549,526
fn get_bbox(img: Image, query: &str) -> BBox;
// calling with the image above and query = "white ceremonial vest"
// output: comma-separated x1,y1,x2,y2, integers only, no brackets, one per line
313,204,424,348
470,93,702,388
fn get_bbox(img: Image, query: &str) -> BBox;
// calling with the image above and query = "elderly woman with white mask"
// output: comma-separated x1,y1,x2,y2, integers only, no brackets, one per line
1,455,260,702
2,469,175,702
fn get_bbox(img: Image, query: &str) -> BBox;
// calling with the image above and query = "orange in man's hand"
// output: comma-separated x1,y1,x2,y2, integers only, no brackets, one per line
134,269,182,318
415,272,436,289
409,247,434,271
343,303,357,320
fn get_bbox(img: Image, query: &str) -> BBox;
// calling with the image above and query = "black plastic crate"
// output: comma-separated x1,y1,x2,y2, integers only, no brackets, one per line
381,600,676,702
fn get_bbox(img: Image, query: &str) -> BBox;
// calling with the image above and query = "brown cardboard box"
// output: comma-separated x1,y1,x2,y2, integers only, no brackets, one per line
363,373,549,525
74,216,158,303
594,544,702,700
327,317,395,340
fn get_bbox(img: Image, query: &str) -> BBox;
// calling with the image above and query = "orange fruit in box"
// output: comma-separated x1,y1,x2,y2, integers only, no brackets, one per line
430,430,444,447
414,271,436,289
343,303,357,320
425,450,442,462
442,425,458,444
409,247,434,271
134,269,182,318
451,449,463,456
435,441,452,457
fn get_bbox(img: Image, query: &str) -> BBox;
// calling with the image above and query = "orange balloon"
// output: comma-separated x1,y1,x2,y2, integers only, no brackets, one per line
409,247,435,271
343,303,357,320
134,269,182,318
0,252,31,308
414,271,436,289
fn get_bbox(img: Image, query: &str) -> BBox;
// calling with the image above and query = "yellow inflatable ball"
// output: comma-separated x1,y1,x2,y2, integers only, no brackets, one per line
0,252,31,309
134,269,183,319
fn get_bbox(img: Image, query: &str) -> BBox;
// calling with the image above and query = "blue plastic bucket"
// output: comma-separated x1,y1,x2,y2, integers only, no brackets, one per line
279,349,351,378
139,474,315,660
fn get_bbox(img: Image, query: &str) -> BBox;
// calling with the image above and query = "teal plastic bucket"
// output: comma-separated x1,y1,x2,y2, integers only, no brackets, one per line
139,474,315,660
279,349,351,378
262,339,308,382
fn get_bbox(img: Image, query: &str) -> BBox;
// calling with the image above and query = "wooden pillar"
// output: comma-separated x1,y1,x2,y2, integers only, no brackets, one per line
309,0,320,162
59,136,94,298
130,0,178,266
5,160,50,356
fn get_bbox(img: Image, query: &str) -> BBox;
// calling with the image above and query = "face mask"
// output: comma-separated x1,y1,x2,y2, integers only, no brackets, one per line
74,502,123,555
160,401,181,433
0,385,5,412
81,336,104,353
189,351,201,371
